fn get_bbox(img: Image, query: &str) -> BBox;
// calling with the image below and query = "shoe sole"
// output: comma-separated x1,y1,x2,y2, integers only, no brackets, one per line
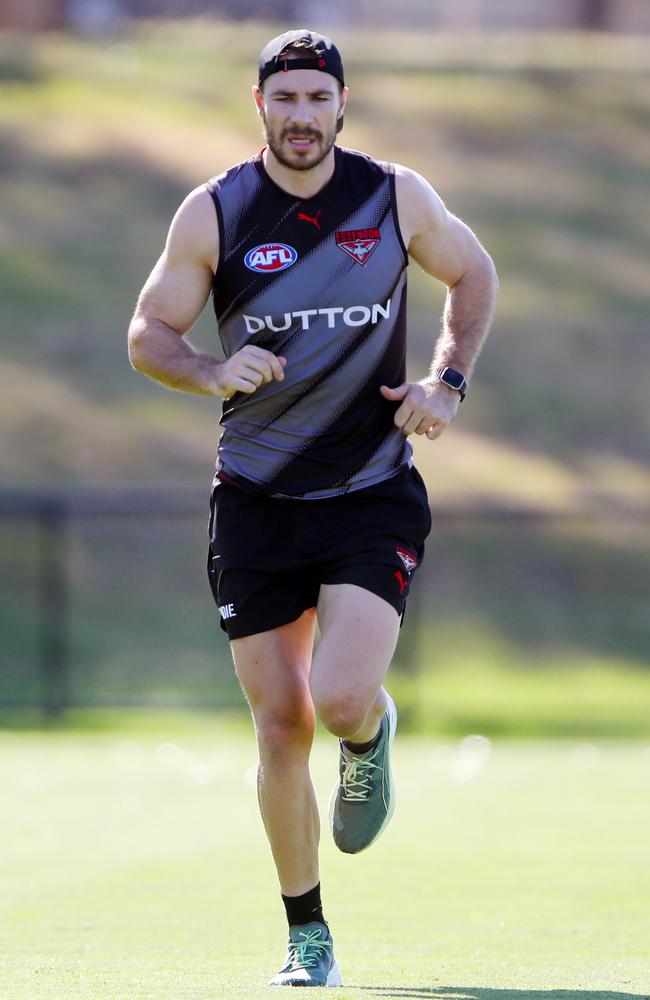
326,959,342,986
328,693,398,854
268,958,342,987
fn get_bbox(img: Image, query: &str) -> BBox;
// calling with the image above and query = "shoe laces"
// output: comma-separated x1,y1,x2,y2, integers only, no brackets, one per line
287,928,330,970
341,748,382,801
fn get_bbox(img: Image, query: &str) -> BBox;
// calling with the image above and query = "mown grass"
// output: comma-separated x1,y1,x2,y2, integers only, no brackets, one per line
389,656,650,739
2,723,650,998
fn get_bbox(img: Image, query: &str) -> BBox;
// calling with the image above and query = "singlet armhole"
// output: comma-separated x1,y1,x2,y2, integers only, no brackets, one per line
204,180,228,358
388,167,409,269
204,180,225,278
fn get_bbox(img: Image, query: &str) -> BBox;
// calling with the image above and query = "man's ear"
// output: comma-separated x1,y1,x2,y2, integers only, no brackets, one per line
252,85,264,117
336,86,349,134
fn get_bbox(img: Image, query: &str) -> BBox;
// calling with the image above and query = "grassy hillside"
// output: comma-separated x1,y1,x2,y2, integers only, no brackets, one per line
1,22,649,507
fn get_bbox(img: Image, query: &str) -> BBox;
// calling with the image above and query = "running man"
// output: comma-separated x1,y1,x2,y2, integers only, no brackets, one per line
128,28,497,987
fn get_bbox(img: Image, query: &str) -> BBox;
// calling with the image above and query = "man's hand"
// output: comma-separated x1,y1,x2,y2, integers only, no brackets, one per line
379,379,460,440
215,345,287,398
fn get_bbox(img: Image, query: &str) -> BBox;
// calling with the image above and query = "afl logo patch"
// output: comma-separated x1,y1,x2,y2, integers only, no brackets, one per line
244,243,298,273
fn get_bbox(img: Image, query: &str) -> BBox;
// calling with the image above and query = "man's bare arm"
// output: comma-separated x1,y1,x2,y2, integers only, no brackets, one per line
128,187,285,398
382,166,498,440
399,166,498,377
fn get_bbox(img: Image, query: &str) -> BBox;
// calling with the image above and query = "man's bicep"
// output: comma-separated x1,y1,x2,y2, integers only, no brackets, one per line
396,166,487,287
136,251,213,336
409,210,487,287
134,186,218,335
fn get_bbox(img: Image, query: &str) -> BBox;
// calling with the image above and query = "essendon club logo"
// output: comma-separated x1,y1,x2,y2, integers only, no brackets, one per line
396,547,418,572
335,228,381,266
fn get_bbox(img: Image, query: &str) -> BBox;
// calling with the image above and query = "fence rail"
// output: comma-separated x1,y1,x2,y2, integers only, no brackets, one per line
1,487,648,719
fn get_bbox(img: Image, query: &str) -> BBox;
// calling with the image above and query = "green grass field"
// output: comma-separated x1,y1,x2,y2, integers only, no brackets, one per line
2,717,650,998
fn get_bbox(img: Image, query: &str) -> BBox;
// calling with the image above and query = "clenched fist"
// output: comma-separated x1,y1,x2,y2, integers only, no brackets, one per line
380,378,460,440
214,345,287,398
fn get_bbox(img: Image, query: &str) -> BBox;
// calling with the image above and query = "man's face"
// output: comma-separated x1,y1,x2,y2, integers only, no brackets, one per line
253,68,347,172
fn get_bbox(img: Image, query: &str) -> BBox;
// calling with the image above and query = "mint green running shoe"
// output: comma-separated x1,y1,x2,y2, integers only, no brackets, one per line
269,922,342,987
329,694,397,854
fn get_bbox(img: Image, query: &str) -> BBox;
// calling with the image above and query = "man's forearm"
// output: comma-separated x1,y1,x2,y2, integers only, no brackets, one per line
431,255,498,381
128,317,223,396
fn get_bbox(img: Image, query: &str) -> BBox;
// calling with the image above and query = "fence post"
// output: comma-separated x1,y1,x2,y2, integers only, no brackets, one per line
578,0,610,30
38,500,70,718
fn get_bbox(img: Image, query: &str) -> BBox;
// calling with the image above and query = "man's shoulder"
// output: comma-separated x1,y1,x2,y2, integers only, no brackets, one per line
338,145,395,178
205,154,260,195
393,164,446,220
337,150,427,192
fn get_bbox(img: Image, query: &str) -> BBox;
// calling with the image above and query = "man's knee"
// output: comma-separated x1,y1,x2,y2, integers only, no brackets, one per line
314,694,370,739
255,708,316,765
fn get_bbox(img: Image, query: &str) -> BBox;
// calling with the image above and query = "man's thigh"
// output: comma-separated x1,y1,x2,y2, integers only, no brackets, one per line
309,584,400,710
231,609,317,721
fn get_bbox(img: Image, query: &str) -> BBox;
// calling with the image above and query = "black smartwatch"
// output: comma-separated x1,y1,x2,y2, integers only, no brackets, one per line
433,366,467,401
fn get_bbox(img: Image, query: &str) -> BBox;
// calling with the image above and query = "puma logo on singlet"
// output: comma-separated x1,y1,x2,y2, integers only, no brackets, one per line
297,209,322,230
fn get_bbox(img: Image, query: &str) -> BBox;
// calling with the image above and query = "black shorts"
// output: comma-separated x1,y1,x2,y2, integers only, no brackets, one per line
206,466,432,640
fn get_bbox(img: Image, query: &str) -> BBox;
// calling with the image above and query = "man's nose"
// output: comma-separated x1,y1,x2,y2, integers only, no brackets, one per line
290,98,314,126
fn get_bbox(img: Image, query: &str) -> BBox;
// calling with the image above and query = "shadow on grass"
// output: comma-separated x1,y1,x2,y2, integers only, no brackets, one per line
355,989,650,1000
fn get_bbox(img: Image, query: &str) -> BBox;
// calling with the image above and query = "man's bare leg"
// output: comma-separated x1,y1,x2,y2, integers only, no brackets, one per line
310,583,401,855
231,585,400,886
231,608,319,896
310,583,400,743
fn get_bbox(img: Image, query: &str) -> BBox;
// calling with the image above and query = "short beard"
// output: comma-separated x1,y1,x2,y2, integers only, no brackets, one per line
263,117,337,172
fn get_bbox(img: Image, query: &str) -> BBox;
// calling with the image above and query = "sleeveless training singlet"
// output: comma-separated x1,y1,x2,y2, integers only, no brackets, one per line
205,145,412,499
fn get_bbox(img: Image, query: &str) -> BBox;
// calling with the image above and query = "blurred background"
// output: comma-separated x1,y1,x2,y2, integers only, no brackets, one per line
1,0,648,736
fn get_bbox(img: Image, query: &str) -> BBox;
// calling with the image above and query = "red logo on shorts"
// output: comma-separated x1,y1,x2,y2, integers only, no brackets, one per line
335,228,381,265
394,570,408,595
396,547,418,572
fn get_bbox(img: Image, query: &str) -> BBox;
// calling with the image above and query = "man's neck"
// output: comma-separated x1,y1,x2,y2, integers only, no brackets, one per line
262,146,337,200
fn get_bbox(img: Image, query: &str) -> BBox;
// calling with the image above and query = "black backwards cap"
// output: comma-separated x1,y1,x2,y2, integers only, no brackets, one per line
258,29,345,89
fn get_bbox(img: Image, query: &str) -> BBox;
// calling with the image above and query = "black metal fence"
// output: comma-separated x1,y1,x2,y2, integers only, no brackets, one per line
1,487,648,718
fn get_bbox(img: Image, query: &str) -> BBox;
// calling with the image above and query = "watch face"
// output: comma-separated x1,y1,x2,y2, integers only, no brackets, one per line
443,368,464,390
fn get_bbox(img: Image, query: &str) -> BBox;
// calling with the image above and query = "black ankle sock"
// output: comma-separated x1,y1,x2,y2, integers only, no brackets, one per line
343,719,384,755
281,882,326,928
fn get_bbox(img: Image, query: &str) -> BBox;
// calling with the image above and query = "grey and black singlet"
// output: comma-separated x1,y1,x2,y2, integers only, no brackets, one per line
206,145,412,499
